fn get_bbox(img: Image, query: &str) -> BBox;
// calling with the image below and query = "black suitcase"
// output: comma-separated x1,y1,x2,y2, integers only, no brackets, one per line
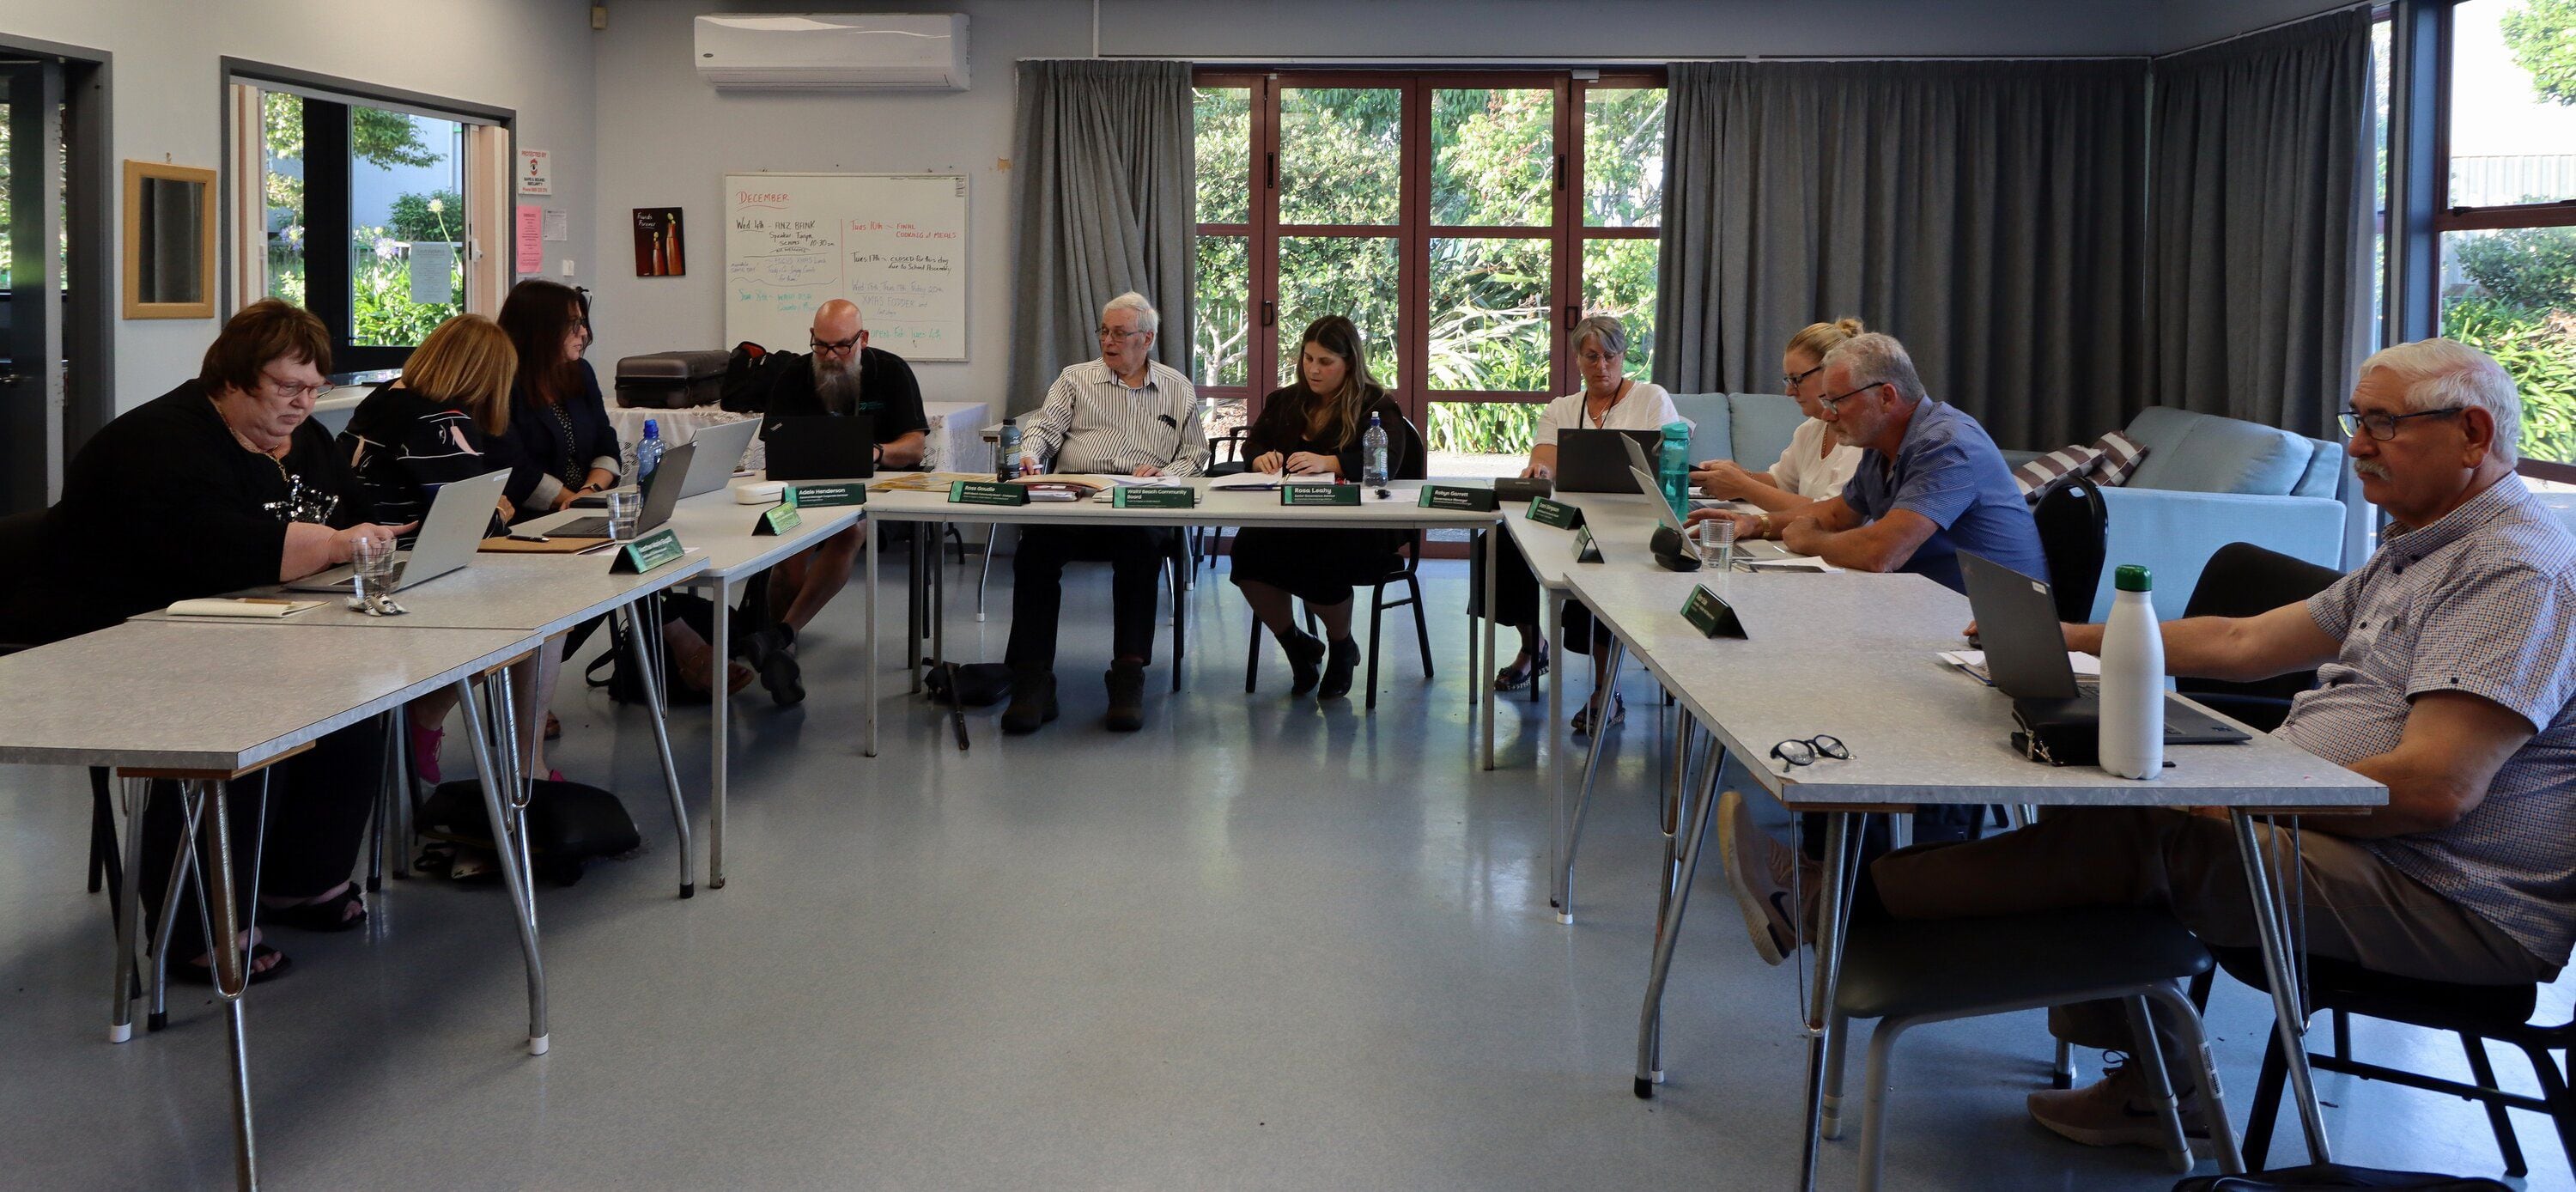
614,350,729,409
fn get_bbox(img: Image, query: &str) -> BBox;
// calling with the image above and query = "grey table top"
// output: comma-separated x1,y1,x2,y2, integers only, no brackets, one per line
1565,565,2385,811
862,477,1505,530
0,622,536,772
521,478,866,583
132,546,712,636
1500,491,1676,591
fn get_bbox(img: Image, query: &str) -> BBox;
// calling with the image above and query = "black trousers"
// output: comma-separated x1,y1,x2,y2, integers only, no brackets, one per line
1005,525,1172,672
140,716,386,952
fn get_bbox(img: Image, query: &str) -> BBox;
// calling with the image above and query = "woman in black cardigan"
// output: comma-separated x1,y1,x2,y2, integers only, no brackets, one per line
1230,315,1426,701
498,279,620,516
40,301,414,980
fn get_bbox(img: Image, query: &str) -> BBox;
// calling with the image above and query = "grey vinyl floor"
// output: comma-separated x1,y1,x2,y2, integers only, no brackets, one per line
3,550,2568,1190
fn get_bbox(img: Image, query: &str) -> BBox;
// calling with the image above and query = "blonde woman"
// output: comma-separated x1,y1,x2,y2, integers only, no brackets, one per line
1692,318,1868,513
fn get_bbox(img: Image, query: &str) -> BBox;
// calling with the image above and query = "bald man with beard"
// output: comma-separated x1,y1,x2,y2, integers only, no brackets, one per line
740,299,928,705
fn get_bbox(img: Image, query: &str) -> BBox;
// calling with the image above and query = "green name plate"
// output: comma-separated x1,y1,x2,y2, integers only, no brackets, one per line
788,483,865,508
1527,496,1583,529
1280,483,1360,507
611,527,687,575
1113,485,1196,509
949,480,1030,507
753,502,804,536
1680,584,1750,639
1415,484,1499,513
1572,523,1603,563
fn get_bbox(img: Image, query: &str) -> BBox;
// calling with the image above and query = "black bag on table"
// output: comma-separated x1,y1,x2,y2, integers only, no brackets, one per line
2173,1165,2511,1191
416,777,641,886
720,341,787,413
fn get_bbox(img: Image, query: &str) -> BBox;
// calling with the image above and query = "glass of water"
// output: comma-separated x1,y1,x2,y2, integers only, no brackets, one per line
1693,515,1738,570
351,534,399,605
605,487,643,541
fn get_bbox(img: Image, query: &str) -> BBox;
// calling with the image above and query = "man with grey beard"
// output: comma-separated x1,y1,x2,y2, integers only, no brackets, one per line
743,298,927,705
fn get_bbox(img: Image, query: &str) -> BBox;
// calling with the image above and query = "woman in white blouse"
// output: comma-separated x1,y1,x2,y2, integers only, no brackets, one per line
1487,314,1676,734
1691,318,1867,512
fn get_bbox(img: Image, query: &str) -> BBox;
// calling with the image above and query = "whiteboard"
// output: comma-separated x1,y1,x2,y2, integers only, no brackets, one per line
724,173,968,362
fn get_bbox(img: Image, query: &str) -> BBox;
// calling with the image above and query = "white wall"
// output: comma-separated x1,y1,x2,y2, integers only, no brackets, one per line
3,0,596,414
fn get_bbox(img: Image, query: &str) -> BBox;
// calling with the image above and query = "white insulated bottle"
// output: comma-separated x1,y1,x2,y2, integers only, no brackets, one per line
2098,563,2164,780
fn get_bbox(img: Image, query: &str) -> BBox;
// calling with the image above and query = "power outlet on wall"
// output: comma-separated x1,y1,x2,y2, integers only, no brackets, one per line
561,259,576,277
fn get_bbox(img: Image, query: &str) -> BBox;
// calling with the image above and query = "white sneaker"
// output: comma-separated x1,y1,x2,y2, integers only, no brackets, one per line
2026,1055,2215,1159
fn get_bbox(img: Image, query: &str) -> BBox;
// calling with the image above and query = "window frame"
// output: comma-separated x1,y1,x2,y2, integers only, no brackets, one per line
1192,68,1666,438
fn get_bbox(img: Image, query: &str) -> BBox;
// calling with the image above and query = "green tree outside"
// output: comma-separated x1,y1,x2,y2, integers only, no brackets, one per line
2458,3,2576,464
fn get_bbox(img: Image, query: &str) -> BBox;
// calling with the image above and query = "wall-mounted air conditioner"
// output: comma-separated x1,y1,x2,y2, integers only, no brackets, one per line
694,14,969,91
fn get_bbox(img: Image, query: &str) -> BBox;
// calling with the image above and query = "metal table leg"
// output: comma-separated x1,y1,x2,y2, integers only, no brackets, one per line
1546,589,1567,917
708,575,732,890
623,596,696,897
1646,717,1711,1084
1632,732,1728,1096
1480,522,1498,769
191,775,267,1191
108,774,149,1043
455,677,549,1054
2232,810,2333,1163
1794,812,1862,1191
865,514,879,758
1557,639,1626,925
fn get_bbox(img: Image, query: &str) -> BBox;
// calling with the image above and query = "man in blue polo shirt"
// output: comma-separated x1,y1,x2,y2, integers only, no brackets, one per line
1688,331,2045,592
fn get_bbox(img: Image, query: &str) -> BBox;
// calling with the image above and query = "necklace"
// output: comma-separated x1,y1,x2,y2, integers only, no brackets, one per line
1586,379,1631,428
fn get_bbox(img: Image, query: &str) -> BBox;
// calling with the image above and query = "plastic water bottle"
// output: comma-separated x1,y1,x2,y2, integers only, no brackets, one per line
1362,413,1389,486
635,418,665,490
1657,421,1694,520
2099,563,2165,780
997,419,1021,482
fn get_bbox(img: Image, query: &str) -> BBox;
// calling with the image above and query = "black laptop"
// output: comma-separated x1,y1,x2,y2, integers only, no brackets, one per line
1555,428,1662,494
763,414,878,481
1959,551,2251,745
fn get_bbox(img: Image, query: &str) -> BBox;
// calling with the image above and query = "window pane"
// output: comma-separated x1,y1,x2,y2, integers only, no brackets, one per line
1194,234,1249,388
1194,85,1251,225
1429,237,1552,393
1279,88,1401,226
262,91,306,307
1426,399,1544,477
1431,88,1552,227
1278,235,1399,384
1584,87,1665,227
2449,0,2576,206
1583,238,1657,380
2441,228,2576,464
350,105,464,347
2372,17,2391,350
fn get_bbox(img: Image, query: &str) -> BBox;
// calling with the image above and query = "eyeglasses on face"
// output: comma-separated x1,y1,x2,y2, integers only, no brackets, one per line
811,333,864,355
1783,363,1824,394
260,373,335,403
1097,325,1148,342
1816,383,1882,415
2338,406,2462,442
1770,734,1852,769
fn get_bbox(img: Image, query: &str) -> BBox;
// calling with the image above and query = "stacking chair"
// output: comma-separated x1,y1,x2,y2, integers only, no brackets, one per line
1823,904,2243,1189
2173,541,2343,732
1241,533,1433,709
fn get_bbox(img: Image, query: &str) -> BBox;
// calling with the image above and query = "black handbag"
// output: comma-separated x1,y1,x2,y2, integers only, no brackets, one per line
923,660,1014,707
417,777,641,886
2172,1163,2511,1191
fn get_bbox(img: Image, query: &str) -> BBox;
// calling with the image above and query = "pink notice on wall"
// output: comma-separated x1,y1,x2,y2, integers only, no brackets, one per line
515,204,544,275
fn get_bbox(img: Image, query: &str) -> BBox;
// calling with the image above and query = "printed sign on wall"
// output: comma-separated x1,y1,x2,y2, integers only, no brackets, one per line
518,148,551,195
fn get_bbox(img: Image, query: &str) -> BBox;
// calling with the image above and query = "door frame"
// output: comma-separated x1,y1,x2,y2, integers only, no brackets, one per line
0,31,112,508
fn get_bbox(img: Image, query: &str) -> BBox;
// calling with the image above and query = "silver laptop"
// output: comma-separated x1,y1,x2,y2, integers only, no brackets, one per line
286,468,510,593
1624,443,1791,562
674,417,759,499
550,441,698,538
1958,550,2251,745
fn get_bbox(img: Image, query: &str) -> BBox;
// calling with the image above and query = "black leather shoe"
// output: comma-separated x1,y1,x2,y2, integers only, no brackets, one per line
738,623,795,668
1001,668,1058,735
1282,630,1327,696
1104,660,1147,732
1316,636,1362,701
758,631,805,708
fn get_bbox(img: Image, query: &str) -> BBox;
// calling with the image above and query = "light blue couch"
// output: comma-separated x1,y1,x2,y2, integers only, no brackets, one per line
1665,394,2354,620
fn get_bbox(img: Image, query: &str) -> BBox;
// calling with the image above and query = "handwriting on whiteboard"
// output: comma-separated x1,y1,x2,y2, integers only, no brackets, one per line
725,175,967,361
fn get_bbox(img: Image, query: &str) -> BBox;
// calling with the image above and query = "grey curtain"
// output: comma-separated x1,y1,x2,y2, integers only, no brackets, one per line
1008,59,1194,417
1653,60,2149,450
2150,9,2373,439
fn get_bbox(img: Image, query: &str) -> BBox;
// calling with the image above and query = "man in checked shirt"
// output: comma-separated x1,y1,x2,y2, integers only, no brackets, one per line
1001,291,1208,735
1723,338,2576,1156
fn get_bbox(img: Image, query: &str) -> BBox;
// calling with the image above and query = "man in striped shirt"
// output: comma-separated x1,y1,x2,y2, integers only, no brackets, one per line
1000,291,1209,735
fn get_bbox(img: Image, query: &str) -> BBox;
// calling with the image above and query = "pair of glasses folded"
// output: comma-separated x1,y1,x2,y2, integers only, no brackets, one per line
1770,734,1852,769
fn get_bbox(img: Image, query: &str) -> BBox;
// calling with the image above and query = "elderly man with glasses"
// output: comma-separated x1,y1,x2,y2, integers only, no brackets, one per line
738,298,929,705
999,290,1209,735
1686,331,2045,594
1722,338,2576,1157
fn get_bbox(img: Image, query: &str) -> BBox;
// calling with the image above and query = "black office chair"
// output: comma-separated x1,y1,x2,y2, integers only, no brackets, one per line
2029,474,2107,623
1195,429,1253,574
2174,541,2342,733
2210,946,2573,1179
1242,533,1434,710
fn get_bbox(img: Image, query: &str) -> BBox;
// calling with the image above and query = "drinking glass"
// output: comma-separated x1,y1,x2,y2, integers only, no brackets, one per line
605,487,643,541
1693,515,1737,570
351,534,399,605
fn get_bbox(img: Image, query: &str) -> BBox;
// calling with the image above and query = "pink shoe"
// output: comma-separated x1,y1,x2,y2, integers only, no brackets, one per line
547,769,564,783
410,721,445,786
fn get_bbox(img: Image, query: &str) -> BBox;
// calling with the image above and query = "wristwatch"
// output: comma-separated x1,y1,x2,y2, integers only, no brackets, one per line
1754,513,1772,538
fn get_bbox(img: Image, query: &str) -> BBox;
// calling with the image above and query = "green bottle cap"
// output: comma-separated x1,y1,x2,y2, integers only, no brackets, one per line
2115,564,2153,593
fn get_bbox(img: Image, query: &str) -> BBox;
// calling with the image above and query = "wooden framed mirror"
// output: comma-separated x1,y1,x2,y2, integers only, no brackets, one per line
123,160,217,319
